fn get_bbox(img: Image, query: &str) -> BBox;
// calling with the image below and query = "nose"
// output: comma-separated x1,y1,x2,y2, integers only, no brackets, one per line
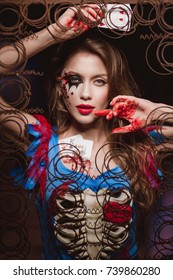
79,82,92,100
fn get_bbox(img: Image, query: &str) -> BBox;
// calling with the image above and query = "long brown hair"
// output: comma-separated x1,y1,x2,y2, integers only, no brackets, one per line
45,31,159,211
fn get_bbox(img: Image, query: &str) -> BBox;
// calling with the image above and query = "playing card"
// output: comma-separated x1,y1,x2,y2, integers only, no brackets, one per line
99,4,132,31
59,135,93,160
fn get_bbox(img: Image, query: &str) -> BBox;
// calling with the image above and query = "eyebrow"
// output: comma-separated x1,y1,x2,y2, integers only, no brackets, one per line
92,74,108,78
67,71,108,78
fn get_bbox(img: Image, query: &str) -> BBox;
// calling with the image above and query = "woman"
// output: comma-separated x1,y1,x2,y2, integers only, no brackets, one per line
0,5,173,260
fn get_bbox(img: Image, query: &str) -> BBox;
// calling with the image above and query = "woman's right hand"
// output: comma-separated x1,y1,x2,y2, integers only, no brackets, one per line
48,4,104,42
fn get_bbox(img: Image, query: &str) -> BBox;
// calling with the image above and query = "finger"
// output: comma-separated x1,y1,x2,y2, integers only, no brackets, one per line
76,21,89,32
67,18,76,28
63,6,78,21
82,4,105,16
112,103,126,118
83,24,89,31
112,101,139,120
110,97,127,106
111,124,135,134
80,10,97,22
84,6,103,20
61,8,77,28
111,118,146,133
94,109,111,117
73,22,89,33
79,6,103,22
110,97,118,106
110,96,136,107
106,110,113,120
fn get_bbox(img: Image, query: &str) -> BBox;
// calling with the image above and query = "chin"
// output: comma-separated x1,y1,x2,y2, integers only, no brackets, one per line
73,115,102,126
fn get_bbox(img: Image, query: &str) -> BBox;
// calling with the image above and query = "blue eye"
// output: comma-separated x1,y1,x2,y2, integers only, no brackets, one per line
95,79,107,86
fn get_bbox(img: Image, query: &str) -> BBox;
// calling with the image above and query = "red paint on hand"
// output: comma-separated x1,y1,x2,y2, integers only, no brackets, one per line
94,109,111,116
95,98,151,134
64,18,73,27
113,99,138,119
111,119,145,134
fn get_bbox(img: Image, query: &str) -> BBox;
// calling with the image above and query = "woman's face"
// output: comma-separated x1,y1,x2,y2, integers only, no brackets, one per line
59,51,109,126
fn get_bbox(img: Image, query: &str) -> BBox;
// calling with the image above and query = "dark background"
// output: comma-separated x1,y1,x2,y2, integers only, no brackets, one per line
1,3,173,110
0,1,173,260
26,5,173,113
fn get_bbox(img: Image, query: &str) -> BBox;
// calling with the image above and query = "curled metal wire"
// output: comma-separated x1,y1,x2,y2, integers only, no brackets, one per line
0,0,173,260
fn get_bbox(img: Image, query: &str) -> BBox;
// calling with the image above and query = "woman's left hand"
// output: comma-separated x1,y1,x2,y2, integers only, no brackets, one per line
95,95,166,133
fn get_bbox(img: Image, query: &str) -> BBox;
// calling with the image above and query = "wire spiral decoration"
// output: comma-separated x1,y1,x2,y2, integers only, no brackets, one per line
19,0,49,29
0,3,22,35
46,144,136,259
0,0,173,260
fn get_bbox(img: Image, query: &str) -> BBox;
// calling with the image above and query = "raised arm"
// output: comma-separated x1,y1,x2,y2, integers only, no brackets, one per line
0,5,102,73
0,5,103,142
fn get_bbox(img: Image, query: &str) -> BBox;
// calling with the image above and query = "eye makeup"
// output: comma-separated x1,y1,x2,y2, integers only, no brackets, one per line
57,70,83,96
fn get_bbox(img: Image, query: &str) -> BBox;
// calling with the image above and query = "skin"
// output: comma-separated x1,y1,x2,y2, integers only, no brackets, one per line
1,4,173,259
0,5,104,143
59,51,110,130
57,51,116,176
1,4,173,139
95,96,173,135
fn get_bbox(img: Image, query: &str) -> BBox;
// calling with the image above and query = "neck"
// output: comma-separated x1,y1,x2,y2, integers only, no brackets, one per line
61,119,108,144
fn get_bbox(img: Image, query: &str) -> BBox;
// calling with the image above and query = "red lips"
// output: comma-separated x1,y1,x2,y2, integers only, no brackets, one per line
76,104,95,115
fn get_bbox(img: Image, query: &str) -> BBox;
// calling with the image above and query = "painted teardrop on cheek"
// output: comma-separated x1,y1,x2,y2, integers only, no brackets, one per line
67,76,83,92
